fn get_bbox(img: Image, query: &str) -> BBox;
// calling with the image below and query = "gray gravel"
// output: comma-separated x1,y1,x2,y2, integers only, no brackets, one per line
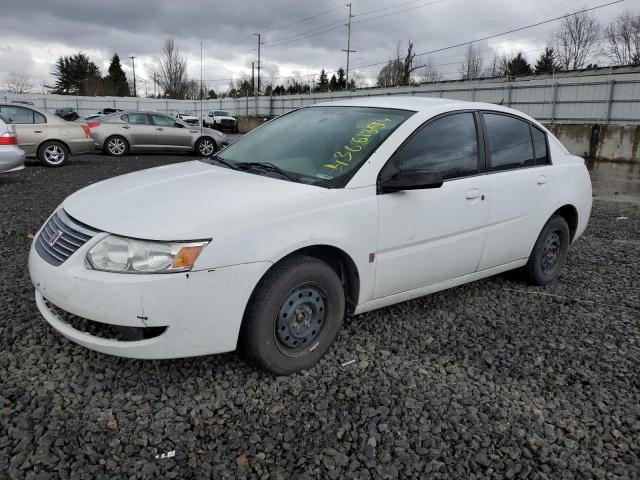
1,154,639,479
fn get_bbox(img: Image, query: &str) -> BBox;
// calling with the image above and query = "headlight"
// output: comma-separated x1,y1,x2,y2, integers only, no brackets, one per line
86,236,208,273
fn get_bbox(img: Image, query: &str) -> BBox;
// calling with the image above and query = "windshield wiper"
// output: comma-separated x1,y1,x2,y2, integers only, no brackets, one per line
236,162,299,183
208,155,239,170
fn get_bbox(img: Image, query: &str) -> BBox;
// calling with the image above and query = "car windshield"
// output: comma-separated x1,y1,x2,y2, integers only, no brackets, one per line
211,106,413,188
214,111,229,116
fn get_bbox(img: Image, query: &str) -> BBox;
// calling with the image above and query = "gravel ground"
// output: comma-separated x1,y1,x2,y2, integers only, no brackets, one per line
1,154,639,480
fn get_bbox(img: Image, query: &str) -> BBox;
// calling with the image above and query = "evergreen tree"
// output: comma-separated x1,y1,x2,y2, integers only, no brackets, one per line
506,52,533,77
105,54,129,96
534,47,560,73
317,69,329,92
337,68,346,89
207,89,217,99
52,52,102,95
329,74,338,91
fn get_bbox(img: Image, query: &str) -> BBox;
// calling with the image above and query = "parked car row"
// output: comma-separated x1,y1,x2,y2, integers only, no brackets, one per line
0,103,232,167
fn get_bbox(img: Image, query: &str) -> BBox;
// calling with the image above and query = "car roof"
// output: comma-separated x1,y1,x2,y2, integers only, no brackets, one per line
312,96,535,121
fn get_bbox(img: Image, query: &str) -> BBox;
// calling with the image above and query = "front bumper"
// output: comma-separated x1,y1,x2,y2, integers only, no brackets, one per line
28,235,271,359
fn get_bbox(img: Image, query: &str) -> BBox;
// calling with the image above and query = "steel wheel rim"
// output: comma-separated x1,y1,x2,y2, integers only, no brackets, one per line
44,145,65,165
275,283,327,355
108,138,125,155
199,139,214,156
541,230,562,274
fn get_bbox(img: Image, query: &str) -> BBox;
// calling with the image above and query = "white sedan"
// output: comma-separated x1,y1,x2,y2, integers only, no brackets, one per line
28,97,592,374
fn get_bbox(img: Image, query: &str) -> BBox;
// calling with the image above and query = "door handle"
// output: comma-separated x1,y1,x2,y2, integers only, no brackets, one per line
466,188,482,200
122,126,130,129
33,130,43,133
155,128,164,131
537,175,547,185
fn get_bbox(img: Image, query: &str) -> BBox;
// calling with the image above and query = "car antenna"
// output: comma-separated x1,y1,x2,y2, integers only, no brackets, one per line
499,98,505,105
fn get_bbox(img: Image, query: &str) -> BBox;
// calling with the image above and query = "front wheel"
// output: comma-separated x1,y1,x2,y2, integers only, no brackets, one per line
195,137,217,157
240,255,345,375
525,215,570,285
39,141,69,167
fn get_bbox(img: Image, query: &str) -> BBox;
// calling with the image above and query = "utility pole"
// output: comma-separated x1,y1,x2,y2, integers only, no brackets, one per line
200,41,203,133
153,72,157,98
251,61,255,96
254,33,262,94
342,3,356,90
129,56,137,97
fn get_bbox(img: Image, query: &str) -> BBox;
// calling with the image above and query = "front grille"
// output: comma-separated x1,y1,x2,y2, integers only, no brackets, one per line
43,297,167,342
35,209,101,266
220,119,235,126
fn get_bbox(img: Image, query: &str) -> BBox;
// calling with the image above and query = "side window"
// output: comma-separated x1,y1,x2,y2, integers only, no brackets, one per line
122,113,148,125
150,114,176,127
389,112,479,180
531,125,550,165
0,106,34,124
34,112,46,124
483,113,535,171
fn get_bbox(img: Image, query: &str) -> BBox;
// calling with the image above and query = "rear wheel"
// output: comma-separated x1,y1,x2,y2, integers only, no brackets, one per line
241,255,345,375
104,135,129,157
195,137,217,157
38,141,69,167
525,215,570,285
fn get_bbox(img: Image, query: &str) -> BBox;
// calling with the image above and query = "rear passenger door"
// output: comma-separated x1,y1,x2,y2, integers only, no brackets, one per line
120,113,155,149
477,112,558,270
0,106,46,155
374,111,490,298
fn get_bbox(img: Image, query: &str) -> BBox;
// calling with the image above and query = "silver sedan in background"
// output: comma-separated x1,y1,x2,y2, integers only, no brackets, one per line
0,115,25,174
89,111,228,157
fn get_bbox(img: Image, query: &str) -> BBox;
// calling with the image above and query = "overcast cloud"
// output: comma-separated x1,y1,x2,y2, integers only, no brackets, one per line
0,0,632,93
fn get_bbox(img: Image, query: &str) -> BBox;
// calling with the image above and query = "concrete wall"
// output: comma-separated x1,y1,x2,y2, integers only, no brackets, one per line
546,124,640,163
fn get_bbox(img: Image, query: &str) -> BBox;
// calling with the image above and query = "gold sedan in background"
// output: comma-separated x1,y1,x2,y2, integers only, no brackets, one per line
0,103,94,167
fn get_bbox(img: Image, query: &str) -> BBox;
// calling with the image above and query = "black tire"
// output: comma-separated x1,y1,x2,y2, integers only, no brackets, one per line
104,135,129,157
240,255,345,375
525,215,570,286
38,141,69,167
233,125,239,134
195,137,217,157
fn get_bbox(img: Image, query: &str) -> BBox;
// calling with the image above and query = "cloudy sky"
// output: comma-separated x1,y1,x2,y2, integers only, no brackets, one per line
0,0,633,94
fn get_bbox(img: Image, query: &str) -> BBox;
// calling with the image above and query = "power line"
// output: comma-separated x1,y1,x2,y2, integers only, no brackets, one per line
262,5,345,34
350,0,626,70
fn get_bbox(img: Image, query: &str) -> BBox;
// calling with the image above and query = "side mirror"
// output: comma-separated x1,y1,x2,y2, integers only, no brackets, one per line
174,122,184,128
379,170,443,193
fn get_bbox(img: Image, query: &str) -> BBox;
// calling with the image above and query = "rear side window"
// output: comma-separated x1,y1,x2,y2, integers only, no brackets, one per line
531,125,550,165
122,113,148,125
389,112,479,180
34,112,46,124
0,106,36,124
483,113,534,171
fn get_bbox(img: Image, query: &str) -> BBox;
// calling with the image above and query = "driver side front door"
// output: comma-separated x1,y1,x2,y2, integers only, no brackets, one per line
374,111,490,299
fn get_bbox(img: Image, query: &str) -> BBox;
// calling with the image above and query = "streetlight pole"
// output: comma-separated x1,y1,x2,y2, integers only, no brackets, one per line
254,33,262,94
129,56,137,97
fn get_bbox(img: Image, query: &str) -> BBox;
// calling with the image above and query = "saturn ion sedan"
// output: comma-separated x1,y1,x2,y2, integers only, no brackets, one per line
89,111,228,157
28,97,592,374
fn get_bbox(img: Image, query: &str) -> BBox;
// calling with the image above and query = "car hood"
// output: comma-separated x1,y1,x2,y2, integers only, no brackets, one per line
214,116,236,121
63,160,323,240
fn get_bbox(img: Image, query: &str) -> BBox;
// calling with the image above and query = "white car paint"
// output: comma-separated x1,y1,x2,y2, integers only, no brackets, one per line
28,97,592,359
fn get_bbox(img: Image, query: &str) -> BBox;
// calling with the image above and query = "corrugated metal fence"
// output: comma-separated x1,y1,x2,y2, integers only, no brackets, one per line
3,67,640,124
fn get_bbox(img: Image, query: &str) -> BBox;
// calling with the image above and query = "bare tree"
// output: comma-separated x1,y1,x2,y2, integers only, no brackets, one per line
351,71,369,89
484,53,510,78
553,10,602,70
416,57,441,84
3,72,32,94
604,11,640,66
155,39,188,98
376,41,421,87
460,44,483,80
